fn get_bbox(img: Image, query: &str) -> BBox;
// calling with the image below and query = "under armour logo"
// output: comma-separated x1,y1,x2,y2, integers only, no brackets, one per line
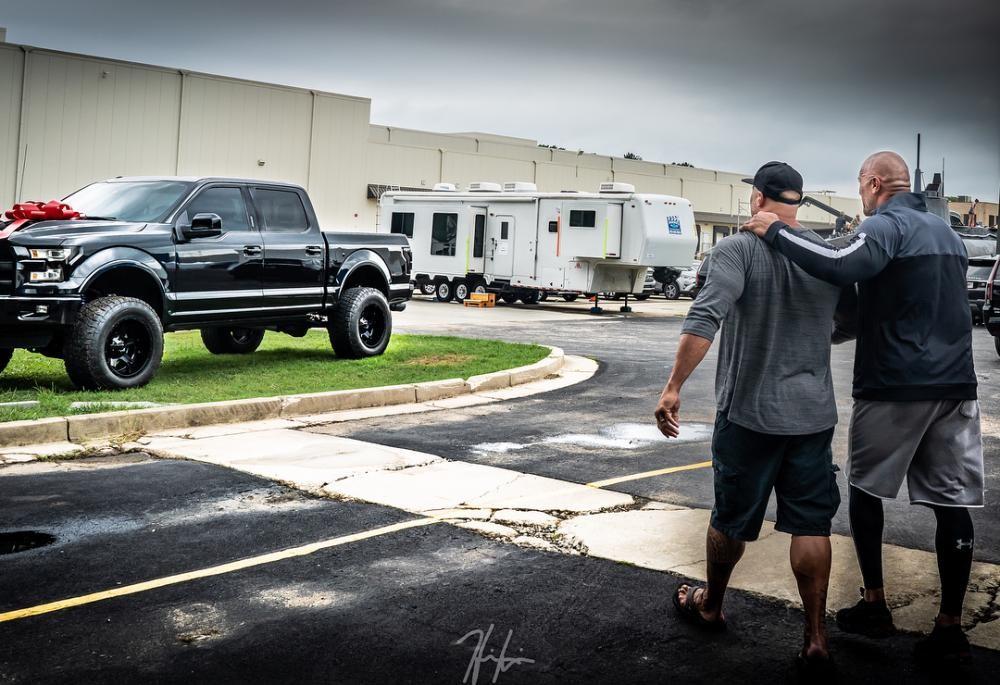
956,539,974,551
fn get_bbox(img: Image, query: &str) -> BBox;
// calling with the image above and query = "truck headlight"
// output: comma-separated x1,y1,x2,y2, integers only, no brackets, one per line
29,268,64,283
29,248,72,260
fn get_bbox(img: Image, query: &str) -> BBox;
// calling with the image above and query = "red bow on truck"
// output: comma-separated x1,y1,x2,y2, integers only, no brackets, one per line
0,201,81,239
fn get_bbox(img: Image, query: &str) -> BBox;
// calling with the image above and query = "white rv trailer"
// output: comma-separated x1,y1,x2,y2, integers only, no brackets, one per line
378,181,697,302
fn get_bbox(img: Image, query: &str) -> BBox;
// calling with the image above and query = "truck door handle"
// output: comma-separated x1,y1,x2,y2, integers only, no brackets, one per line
243,245,262,256
305,245,323,255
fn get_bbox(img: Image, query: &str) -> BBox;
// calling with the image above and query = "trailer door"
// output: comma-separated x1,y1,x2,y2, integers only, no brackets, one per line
605,203,623,258
468,207,487,274
487,214,515,277
512,206,539,280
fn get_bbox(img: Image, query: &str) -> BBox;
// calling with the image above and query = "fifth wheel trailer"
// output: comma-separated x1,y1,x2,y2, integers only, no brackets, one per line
378,182,697,302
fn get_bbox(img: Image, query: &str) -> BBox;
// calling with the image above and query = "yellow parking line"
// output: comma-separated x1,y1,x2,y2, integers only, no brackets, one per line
0,517,439,624
586,460,713,489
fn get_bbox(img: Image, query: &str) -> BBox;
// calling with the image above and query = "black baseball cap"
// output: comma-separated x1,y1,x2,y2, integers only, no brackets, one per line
742,161,803,205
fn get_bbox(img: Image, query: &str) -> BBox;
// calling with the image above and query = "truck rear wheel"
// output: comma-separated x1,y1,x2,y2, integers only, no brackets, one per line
64,296,164,390
201,327,265,354
0,348,12,376
330,287,392,359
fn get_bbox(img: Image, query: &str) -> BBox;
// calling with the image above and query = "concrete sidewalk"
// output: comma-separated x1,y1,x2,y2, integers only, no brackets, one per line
137,413,1000,651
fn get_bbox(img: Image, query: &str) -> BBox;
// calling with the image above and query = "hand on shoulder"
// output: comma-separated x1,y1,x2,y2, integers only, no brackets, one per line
740,211,780,237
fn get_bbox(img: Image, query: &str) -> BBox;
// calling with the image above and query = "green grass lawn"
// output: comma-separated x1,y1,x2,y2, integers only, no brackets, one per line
0,331,548,423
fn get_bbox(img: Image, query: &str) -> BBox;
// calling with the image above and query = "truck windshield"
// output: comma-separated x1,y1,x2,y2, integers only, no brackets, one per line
63,181,193,222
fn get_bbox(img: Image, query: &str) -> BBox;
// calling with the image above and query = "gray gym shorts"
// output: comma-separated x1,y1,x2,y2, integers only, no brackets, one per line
848,399,984,507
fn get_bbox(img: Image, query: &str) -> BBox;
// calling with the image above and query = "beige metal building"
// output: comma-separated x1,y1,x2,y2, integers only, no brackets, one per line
0,40,864,254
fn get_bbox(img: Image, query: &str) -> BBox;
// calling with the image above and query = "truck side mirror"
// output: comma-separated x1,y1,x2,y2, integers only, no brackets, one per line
179,213,223,240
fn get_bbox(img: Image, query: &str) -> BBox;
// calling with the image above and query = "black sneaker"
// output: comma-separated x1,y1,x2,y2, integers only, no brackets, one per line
835,588,894,638
914,623,972,665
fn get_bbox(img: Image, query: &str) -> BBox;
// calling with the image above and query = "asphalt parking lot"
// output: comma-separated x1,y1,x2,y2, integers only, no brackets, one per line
2,297,999,684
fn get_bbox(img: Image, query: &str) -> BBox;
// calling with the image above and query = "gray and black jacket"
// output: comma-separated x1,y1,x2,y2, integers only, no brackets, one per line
762,192,976,401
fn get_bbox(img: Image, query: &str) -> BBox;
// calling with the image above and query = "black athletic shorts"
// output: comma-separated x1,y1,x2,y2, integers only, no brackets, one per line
710,413,841,542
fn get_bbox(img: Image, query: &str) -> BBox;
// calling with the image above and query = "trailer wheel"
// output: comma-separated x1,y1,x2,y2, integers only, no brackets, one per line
538,291,548,302
520,290,540,305
201,327,265,354
561,294,578,302
663,281,680,300
472,283,487,295
454,280,469,303
63,296,164,390
500,292,518,305
435,280,453,302
0,348,12,376
420,282,437,296
329,286,392,358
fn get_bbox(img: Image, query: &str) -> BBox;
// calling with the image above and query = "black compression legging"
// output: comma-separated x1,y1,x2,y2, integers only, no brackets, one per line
848,485,974,617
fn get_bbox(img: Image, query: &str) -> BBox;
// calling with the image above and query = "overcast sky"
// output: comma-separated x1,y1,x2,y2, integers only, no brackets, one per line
4,0,998,199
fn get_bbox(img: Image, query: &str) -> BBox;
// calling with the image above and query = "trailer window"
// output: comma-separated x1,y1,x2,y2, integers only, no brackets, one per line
391,212,414,238
501,221,510,240
431,213,458,256
569,210,596,228
473,214,486,258
548,221,558,233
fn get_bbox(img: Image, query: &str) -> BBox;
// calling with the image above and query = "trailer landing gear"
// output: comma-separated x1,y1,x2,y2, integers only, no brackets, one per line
619,292,632,314
589,294,603,315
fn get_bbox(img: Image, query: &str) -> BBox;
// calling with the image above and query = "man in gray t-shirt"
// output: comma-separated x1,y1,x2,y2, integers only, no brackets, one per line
654,162,855,672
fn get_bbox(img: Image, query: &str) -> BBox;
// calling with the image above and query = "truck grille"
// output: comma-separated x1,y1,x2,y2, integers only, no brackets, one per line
0,244,14,295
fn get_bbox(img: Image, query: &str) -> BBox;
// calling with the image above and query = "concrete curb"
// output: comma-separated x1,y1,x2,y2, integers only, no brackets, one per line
0,346,565,448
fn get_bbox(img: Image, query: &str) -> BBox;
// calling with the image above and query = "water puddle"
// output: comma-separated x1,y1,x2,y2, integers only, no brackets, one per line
472,422,713,454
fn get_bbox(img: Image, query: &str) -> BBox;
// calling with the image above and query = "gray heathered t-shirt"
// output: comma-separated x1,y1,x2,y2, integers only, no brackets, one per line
682,230,855,435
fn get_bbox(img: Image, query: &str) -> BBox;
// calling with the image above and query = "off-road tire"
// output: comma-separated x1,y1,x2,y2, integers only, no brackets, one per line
0,348,12,376
329,287,392,359
201,327,266,354
63,296,164,390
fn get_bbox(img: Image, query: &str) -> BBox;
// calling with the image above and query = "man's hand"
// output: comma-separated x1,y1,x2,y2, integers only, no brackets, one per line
654,387,681,438
740,211,780,237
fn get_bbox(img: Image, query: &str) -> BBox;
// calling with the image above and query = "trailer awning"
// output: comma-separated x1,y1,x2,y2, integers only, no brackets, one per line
367,184,429,199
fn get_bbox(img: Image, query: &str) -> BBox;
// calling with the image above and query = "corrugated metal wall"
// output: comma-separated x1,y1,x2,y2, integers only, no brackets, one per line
0,42,861,231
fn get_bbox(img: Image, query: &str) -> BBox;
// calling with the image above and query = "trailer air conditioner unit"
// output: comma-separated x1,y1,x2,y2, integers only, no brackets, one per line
468,182,502,192
503,182,537,192
599,182,636,193
432,183,458,192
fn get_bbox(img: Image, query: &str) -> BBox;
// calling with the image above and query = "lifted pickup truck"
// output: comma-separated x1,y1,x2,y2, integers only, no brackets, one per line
0,177,412,390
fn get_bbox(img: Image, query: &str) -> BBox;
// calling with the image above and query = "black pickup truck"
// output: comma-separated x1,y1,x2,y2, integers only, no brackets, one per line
0,177,412,390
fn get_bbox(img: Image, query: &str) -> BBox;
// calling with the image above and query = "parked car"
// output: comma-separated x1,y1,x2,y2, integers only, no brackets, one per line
983,257,1000,356
677,261,700,298
0,177,413,390
967,256,996,325
694,252,712,294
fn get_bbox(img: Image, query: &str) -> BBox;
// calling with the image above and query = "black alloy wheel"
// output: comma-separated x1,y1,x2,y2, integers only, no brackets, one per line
104,320,152,379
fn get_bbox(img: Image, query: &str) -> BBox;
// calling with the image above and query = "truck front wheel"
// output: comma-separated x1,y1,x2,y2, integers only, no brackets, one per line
329,287,392,359
64,296,164,390
0,348,12,376
201,327,265,354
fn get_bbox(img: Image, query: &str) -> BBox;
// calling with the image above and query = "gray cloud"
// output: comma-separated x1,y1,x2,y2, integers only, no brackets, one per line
4,0,998,198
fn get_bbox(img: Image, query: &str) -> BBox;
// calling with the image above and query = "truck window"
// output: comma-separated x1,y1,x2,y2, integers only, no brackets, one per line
252,188,309,232
473,215,486,258
391,212,414,238
431,213,458,256
183,186,250,231
569,210,596,227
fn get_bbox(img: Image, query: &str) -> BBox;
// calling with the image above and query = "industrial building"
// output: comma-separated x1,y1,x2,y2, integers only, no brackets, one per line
0,39,864,254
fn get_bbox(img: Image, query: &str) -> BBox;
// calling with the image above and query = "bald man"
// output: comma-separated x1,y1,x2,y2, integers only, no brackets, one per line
742,151,982,666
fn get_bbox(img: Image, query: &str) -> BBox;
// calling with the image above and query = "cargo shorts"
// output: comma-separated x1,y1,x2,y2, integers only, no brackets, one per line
848,399,984,507
710,413,841,542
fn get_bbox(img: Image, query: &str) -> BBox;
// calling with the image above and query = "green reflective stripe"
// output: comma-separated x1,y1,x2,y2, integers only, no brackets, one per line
465,232,471,272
